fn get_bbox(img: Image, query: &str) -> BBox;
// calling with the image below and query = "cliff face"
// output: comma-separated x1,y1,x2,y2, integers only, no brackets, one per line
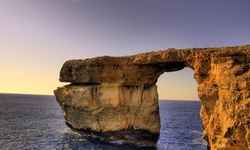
54,84,160,146
54,45,250,149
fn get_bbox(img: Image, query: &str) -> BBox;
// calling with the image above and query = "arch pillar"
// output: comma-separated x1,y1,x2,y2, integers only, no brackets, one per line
55,45,250,149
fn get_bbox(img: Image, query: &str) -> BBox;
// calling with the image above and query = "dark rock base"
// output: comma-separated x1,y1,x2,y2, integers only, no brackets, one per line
67,123,159,147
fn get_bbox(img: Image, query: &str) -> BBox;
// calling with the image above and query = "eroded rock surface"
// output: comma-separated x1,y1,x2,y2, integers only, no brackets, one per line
54,45,250,149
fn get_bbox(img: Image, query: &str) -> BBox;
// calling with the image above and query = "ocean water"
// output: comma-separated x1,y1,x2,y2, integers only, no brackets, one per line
0,94,207,150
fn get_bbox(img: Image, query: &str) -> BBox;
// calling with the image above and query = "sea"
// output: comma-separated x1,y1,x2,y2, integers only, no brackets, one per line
0,93,207,150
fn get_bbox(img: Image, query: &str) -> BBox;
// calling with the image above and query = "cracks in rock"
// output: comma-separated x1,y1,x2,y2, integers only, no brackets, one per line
133,86,145,127
234,64,249,76
224,127,234,138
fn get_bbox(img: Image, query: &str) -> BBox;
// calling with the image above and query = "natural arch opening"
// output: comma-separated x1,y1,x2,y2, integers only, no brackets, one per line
156,67,207,149
157,67,197,100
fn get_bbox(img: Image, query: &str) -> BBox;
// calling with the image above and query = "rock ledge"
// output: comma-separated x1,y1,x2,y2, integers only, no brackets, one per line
55,45,250,149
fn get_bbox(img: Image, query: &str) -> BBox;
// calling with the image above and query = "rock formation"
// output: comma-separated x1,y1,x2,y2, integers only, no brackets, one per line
54,45,250,149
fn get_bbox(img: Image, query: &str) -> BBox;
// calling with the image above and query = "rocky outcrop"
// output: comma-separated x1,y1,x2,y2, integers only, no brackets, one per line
54,45,250,149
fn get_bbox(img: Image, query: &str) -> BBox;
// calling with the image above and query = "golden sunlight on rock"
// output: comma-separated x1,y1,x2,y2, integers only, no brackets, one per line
55,45,250,149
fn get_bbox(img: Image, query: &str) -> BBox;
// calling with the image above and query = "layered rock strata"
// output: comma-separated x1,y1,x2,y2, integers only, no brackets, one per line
54,45,250,149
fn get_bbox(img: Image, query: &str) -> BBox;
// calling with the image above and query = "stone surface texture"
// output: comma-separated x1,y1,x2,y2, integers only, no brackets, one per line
54,45,250,149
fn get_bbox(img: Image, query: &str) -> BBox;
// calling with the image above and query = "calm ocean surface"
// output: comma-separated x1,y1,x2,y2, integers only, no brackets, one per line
0,94,207,150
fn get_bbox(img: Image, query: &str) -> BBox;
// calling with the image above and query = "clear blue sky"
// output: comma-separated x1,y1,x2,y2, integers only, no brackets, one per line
0,0,249,100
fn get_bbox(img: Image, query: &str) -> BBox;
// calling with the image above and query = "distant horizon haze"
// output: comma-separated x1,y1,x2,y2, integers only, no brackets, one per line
0,92,199,101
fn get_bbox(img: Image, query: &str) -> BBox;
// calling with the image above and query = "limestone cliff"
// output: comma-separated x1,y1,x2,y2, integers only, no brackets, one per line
54,45,250,149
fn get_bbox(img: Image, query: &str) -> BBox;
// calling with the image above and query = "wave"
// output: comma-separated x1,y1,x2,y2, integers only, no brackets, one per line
191,130,207,146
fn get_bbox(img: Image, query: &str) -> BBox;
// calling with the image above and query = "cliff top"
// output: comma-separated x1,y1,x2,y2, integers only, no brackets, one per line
59,44,250,84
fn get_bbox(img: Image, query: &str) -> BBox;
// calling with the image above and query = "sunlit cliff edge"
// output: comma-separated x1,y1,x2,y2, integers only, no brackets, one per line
54,45,250,149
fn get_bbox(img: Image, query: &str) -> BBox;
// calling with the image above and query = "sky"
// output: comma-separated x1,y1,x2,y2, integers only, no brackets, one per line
0,0,249,100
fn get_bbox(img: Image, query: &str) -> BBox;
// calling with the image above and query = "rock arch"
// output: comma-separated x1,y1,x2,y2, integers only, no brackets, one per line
54,45,250,149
